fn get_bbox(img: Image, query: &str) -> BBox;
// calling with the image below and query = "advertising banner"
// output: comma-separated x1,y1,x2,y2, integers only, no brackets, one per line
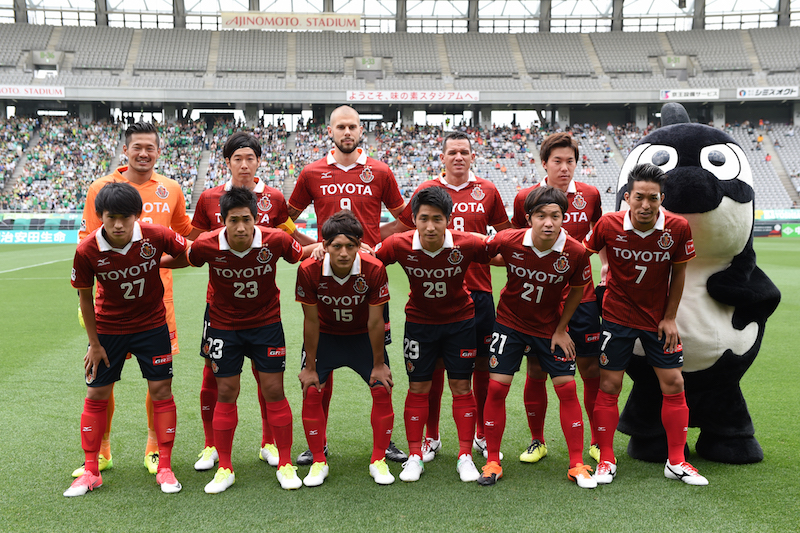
346,90,480,102
660,89,719,101
0,85,65,98
737,86,799,99
221,12,360,31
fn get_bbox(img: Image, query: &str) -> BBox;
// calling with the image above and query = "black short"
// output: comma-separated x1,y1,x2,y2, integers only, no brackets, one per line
301,332,390,385
90,324,173,387
403,318,476,382
570,300,602,358
383,302,392,346
599,320,684,371
471,290,496,359
488,323,575,378
200,320,287,377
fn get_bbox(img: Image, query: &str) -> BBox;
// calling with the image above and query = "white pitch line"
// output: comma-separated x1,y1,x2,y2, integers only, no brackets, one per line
0,257,71,274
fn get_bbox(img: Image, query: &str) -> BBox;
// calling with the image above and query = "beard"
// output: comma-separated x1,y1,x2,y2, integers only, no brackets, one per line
334,135,361,154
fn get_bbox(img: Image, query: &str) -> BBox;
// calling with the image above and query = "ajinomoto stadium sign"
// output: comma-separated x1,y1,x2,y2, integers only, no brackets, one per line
221,12,361,30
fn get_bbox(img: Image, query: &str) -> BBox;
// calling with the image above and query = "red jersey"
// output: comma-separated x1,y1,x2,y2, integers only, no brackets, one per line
512,179,602,303
486,228,591,338
583,209,695,332
187,226,303,330
295,252,390,335
397,173,509,293
289,148,405,247
71,222,187,335
375,230,490,325
192,178,290,231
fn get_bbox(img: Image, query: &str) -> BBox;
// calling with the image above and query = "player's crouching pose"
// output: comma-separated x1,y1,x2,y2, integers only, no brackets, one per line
583,163,707,486
66,182,187,497
163,186,308,493
479,186,595,488
296,211,396,487
375,187,491,483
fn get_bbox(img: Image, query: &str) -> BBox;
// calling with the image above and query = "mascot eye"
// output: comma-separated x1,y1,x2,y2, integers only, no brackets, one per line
700,144,740,181
638,145,678,172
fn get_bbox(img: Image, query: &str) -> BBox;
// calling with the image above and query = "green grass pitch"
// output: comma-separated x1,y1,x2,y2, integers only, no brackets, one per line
0,240,797,532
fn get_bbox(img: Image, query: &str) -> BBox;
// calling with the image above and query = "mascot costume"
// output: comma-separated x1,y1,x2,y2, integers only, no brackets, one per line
613,102,781,464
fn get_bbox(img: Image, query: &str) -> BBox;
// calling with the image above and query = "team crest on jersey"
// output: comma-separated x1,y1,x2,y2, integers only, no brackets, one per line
572,192,587,210
257,195,272,212
599,353,609,366
448,248,463,265
489,355,498,368
471,185,485,201
553,255,569,274
658,231,674,250
140,241,156,259
256,247,273,264
360,165,375,183
353,276,368,294
155,183,169,199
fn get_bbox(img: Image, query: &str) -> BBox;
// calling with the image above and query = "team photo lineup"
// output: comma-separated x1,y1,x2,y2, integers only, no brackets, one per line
64,102,713,498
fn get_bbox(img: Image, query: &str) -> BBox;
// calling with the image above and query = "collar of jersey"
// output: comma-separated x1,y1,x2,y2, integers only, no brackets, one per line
326,148,367,171
218,226,263,257
623,208,665,238
524,227,567,257
412,229,454,257
322,252,362,284
225,177,264,193
438,171,476,192
96,221,142,254
115,166,162,184
540,176,577,193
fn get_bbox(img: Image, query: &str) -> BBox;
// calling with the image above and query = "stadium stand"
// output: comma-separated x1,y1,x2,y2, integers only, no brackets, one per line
516,33,594,76
0,23,53,67
454,78,526,91
530,77,603,91
688,75,759,88
374,78,446,90
213,76,287,90
590,31,664,74
57,26,133,71
749,26,800,73
130,76,205,89
770,124,800,185
0,117,35,189
727,126,793,209
667,29,751,72
443,33,517,77
157,123,204,208
134,28,211,72
610,74,674,91
295,78,366,91
0,70,33,85
216,30,287,74
295,31,362,75
40,73,120,87
371,33,441,75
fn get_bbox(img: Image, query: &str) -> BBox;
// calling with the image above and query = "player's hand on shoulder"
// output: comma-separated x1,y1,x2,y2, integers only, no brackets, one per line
359,242,375,256
84,344,109,381
298,367,321,398
551,330,576,361
310,242,325,262
369,363,393,393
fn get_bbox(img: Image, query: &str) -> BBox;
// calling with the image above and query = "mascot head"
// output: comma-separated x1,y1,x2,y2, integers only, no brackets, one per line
616,103,755,260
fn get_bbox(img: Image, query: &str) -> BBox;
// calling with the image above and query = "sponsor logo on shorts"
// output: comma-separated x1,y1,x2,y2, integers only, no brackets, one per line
258,195,272,212
448,248,463,265
599,353,609,366
268,347,287,357
586,333,601,343
471,185,485,201
257,247,273,264
460,349,477,359
554,255,569,274
489,355,499,368
572,193,587,210
155,183,169,199
406,361,415,373
353,276,368,294
153,355,173,366
140,241,157,260
384,321,391,332
685,239,695,255
658,231,674,250
360,165,375,183
483,334,492,345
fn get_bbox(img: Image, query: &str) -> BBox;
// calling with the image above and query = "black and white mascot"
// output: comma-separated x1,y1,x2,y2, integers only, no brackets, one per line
613,103,781,464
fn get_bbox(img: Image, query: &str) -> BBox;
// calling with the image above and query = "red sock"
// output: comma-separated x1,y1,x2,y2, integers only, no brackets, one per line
554,380,584,467
302,387,327,463
200,365,217,448
266,398,293,467
524,375,548,443
370,386,394,463
404,391,429,458
81,398,108,476
472,370,489,440
425,368,445,440
593,390,619,464
452,392,477,457
582,376,600,445
213,401,237,471
483,379,510,464
252,367,273,447
662,391,689,465
152,396,177,471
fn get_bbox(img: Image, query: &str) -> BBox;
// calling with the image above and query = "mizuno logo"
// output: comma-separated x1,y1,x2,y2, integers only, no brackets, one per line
215,256,227,263
97,258,110,266
406,255,418,262
512,252,525,261
615,235,627,242
321,171,332,179
318,282,328,289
